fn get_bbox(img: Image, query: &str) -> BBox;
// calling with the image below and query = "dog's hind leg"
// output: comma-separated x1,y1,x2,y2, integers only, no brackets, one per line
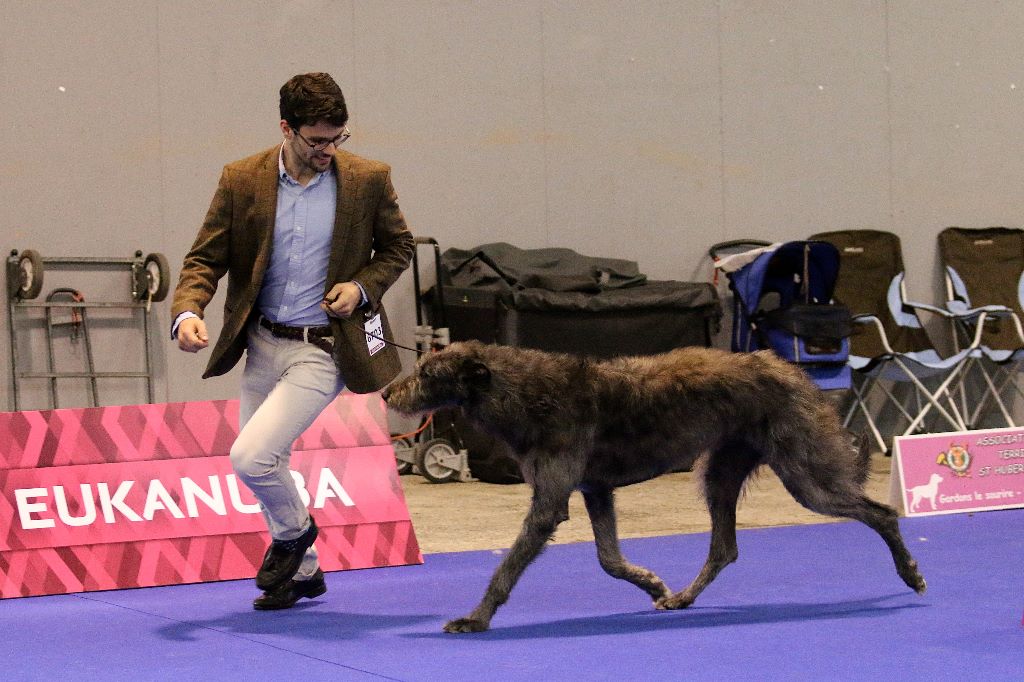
582,487,671,602
771,454,927,595
657,444,760,610
444,477,574,633
846,496,927,594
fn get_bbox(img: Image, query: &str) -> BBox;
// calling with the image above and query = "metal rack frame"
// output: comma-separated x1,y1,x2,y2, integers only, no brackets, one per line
5,249,170,411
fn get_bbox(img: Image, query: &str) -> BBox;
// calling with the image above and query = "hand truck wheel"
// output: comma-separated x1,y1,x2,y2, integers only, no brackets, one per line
139,252,171,302
16,249,44,300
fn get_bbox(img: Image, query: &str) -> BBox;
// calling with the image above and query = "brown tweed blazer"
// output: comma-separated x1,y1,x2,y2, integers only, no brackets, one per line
171,146,415,393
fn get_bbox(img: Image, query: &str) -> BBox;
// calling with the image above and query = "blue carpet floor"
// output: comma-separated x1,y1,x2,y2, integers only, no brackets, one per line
3,509,1021,681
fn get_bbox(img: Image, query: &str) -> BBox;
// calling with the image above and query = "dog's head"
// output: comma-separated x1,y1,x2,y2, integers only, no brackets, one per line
382,341,492,415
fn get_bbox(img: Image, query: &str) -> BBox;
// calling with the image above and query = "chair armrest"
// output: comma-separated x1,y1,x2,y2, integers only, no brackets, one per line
851,314,897,354
954,310,1024,349
914,299,1024,350
946,300,1014,317
944,302,1024,348
904,300,955,318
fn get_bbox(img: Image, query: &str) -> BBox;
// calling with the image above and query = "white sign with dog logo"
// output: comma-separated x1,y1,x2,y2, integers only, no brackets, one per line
892,427,1024,516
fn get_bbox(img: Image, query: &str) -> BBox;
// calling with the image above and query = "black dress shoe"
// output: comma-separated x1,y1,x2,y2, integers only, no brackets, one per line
253,569,327,610
255,516,319,592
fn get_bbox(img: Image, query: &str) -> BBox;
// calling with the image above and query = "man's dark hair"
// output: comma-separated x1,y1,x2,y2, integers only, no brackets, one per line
279,73,348,130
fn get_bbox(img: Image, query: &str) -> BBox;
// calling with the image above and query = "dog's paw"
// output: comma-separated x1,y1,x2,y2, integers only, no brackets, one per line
655,593,694,610
899,561,927,595
908,574,927,595
443,617,490,633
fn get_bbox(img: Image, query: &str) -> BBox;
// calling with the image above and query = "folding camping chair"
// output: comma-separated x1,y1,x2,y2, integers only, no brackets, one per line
811,230,986,453
938,226,1024,427
710,240,852,392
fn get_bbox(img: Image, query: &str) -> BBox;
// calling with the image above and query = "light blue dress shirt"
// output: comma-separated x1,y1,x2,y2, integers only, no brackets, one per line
255,147,337,326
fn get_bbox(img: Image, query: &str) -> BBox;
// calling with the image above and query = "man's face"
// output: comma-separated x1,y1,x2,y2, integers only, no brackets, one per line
282,120,348,175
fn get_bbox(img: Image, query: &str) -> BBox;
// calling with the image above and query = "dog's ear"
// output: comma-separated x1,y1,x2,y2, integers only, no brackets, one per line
460,359,491,386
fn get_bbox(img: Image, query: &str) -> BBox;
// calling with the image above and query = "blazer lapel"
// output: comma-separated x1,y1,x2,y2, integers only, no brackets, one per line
326,151,357,287
251,148,280,281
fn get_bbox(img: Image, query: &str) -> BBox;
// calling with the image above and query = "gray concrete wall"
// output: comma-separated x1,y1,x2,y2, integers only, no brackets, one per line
3,1,1023,416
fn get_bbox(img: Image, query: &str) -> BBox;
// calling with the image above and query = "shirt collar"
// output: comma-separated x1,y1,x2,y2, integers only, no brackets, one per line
277,143,333,186
277,143,289,179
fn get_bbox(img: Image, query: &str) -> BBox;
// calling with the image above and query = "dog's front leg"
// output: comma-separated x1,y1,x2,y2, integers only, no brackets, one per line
444,483,572,633
583,487,671,602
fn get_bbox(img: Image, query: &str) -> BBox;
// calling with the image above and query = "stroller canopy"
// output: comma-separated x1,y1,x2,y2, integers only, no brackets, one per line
715,240,851,391
729,241,842,316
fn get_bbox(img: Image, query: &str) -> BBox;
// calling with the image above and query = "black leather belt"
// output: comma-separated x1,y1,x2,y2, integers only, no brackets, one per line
258,316,333,354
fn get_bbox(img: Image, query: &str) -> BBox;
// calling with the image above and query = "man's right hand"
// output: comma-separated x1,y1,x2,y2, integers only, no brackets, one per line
177,317,209,352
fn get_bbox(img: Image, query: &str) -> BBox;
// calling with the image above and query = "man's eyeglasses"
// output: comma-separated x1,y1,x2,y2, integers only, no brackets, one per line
292,126,351,152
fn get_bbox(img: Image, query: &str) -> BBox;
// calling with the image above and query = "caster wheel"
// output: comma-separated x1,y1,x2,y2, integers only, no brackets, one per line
392,436,415,475
416,438,462,483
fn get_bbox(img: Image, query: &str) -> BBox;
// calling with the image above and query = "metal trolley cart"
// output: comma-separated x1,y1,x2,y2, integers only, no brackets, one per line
390,237,473,483
6,249,171,410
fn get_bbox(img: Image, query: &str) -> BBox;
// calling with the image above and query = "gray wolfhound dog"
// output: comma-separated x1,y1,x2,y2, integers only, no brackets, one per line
383,341,926,633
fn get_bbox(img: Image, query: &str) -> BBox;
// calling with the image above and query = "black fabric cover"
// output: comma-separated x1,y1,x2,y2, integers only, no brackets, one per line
442,242,648,293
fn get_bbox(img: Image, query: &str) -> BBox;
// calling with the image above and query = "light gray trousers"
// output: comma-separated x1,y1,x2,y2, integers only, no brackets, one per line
230,320,344,580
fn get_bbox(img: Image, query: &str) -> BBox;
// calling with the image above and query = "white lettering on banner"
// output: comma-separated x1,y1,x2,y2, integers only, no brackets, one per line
14,468,354,531
55,484,97,526
98,481,143,523
288,468,356,507
315,467,355,507
143,479,185,520
182,475,227,517
16,488,53,530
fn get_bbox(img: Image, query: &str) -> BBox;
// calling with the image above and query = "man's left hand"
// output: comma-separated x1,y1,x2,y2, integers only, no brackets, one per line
321,282,362,318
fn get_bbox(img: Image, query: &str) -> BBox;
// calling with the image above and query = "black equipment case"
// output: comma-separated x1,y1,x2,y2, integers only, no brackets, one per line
426,242,721,358
421,242,722,483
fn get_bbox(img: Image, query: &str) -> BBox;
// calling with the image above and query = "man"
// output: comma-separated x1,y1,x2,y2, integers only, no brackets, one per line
171,72,414,610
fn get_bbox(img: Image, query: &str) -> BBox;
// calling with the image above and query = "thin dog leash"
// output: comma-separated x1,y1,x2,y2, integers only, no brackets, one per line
335,313,426,355
323,291,427,355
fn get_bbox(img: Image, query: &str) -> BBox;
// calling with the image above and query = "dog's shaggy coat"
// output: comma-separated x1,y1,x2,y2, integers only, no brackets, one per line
383,341,926,633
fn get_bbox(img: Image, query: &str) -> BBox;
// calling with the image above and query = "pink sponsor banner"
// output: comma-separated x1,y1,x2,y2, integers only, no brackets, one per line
0,395,422,599
893,427,1024,517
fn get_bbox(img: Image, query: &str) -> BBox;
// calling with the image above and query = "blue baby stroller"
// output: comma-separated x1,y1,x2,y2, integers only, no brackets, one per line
711,240,853,391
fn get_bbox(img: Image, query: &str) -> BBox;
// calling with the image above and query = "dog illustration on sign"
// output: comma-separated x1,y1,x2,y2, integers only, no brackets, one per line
907,473,943,512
